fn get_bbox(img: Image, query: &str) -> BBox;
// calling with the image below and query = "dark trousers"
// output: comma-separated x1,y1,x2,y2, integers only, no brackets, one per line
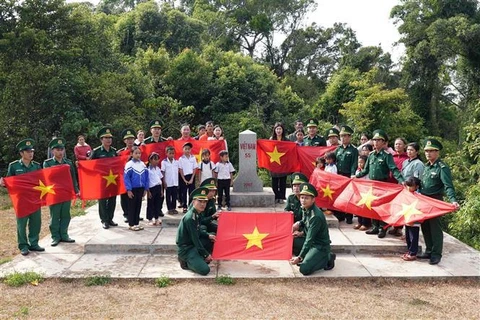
217,179,231,207
421,194,444,258
99,196,116,223
179,174,195,209
271,176,287,200
337,172,353,222
147,185,163,220
166,186,178,210
406,226,420,255
120,193,128,218
128,188,144,227
358,216,371,227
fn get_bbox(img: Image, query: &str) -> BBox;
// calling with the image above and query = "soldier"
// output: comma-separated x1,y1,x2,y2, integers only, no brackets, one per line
91,126,118,229
326,127,340,146
176,187,213,275
418,138,459,265
2,139,44,255
290,183,335,275
197,178,220,254
303,119,327,147
284,172,309,224
117,128,136,223
144,120,171,144
335,125,359,224
43,138,79,246
355,129,404,238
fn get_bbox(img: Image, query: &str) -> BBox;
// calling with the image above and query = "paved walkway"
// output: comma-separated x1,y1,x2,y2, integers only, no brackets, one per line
1,199,479,279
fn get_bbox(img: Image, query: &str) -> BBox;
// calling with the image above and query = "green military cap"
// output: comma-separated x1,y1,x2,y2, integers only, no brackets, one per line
372,129,388,141
299,183,318,197
306,118,318,127
339,125,354,136
291,172,308,185
16,138,35,152
200,178,217,190
190,187,209,200
121,128,135,140
97,126,113,139
48,137,66,149
149,120,163,129
424,138,443,151
326,127,340,138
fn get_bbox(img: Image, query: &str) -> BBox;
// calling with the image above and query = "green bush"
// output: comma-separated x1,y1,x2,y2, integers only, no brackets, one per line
84,275,111,286
4,271,44,287
155,276,171,288
71,200,97,218
215,275,235,285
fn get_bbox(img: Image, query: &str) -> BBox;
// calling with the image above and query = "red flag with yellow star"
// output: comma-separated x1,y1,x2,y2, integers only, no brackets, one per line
4,165,75,218
257,140,298,173
139,142,168,162
296,146,336,177
77,157,126,200
212,212,293,260
309,169,350,210
173,140,226,164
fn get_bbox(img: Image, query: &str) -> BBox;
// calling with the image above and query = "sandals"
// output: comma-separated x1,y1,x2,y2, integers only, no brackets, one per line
155,220,162,226
129,226,140,231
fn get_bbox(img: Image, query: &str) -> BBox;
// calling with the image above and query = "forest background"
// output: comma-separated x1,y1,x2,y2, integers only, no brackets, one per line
0,0,479,249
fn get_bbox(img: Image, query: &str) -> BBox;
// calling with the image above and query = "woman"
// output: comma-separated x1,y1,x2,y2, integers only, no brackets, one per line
402,142,424,179
134,130,145,146
74,135,92,165
208,125,227,150
388,137,409,236
269,122,290,204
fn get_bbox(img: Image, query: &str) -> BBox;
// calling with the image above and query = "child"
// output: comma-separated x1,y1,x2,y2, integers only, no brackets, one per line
161,146,179,215
215,150,235,211
403,176,422,261
295,129,305,146
178,142,199,213
124,146,148,231
147,152,164,226
353,155,371,230
324,151,337,174
314,157,326,171
198,149,215,183
355,155,368,179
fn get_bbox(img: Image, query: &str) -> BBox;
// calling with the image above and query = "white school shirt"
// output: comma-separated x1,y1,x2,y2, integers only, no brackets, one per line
178,154,198,176
199,160,216,182
161,158,179,187
325,163,337,174
148,166,163,189
215,161,235,180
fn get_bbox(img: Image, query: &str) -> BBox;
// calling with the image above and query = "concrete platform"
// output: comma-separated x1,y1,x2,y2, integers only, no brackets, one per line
230,188,275,207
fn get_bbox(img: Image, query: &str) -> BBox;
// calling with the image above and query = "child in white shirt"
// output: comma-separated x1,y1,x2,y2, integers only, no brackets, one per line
161,146,179,215
214,150,235,211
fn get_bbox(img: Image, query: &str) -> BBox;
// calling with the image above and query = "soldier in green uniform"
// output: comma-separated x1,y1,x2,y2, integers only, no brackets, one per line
144,120,171,144
2,139,44,256
419,138,459,265
43,138,79,246
355,129,404,238
290,183,335,275
91,126,118,229
197,178,220,253
335,125,359,224
117,128,136,223
326,127,340,146
303,119,327,147
176,187,213,275
284,172,308,224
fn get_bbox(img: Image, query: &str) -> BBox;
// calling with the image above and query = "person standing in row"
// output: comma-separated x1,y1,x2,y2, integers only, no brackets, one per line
118,128,136,223
287,119,304,142
269,122,289,204
178,142,198,213
162,146,179,215
215,150,235,211
144,120,171,144
146,152,164,226
326,128,340,146
303,119,326,147
73,135,91,166
43,138,79,246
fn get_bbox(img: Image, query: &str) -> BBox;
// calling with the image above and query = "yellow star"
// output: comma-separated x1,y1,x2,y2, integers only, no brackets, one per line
356,186,377,210
266,146,286,165
397,200,423,223
33,180,55,199
102,169,118,187
321,184,335,200
243,227,269,250
194,148,203,163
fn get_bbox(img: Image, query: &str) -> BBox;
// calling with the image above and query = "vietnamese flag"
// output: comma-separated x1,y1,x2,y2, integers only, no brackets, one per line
309,170,350,210
333,179,403,220
173,140,226,163
257,140,298,173
4,165,75,218
140,142,169,162
296,146,336,177
375,190,456,227
77,157,126,200
212,212,293,260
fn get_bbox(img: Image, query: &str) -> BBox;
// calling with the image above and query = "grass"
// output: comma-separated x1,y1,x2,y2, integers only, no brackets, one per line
155,276,171,288
215,275,235,285
84,275,111,287
3,271,44,287
14,306,29,317
71,200,97,218
0,188,12,210
0,257,12,265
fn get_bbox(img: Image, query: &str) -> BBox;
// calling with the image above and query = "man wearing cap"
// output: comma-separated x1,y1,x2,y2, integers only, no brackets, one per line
287,119,304,142
2,139,44,255
285,172,308,224
303,119,327,147
335,125,359,224
117,128,136,223
43,138,79,246
91,126,118,229
419,138,459,265
176,187,213,275
144,120,171,144
290,183,335,275
197,178,220,253
355,129,404,238
326,127,340,146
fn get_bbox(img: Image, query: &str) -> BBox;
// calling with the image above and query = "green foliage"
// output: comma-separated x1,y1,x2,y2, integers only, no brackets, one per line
84,275,111,286
71,200,97,218
155,276,171,288
4,271,44,287
215,275,235,285
14,306,29,318
0,188,12,210
0,257,12,265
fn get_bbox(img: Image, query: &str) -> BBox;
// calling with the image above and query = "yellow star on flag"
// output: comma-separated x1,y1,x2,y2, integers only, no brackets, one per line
33,180,55,199
266,146,286,165
397,200,423,223
356,186,377,210
243,227,269,250
321,184,335,200
103,169,118,187
194,148,203,163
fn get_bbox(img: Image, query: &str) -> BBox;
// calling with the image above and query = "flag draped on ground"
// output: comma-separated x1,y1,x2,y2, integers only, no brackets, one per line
77,157,126,200
212,212,293,260
4,165,75,218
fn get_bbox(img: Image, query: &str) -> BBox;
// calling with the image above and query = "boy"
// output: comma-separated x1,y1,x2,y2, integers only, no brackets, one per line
215,150,235,211
198,149,215,182
178,142,198,213
161,146,179,214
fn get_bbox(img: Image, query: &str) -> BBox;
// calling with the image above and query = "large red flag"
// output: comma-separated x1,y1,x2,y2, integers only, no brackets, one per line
309,170,351,210
296,146,336,177
173,140,226,163
257,140,298,173
212,212,293,260
140,142,169,162
4,165,75,218
77,157,126,200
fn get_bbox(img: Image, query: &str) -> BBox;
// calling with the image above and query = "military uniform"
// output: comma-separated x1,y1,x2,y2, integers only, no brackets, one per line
198,178,219,253
6,139,44,255
284,172,308,223
303,119,326,147
144,120,168,144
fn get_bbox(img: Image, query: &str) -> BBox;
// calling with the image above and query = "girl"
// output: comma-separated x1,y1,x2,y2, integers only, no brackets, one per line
295,129,305,146
147,152,164,226
354,155,371,230
403,176,422,261
124,146,149,231
324,151,337,174
269,122,289,204
134,130,145,146
198,149,215,182
314,157,326,171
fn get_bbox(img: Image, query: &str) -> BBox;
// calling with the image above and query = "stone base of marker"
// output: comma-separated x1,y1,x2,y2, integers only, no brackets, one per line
230,188,275,207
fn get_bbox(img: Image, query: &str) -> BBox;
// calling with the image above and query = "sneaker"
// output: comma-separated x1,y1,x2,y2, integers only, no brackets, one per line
365,228,379,235
159,211,165,217
227,207,232,211
217,205,222,211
